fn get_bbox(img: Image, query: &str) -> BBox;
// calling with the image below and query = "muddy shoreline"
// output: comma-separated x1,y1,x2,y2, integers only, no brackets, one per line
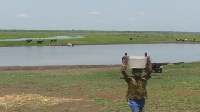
49,41,200,46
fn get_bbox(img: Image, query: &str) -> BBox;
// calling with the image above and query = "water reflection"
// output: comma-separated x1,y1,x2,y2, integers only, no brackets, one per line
0,35,84,41
0,44,200,66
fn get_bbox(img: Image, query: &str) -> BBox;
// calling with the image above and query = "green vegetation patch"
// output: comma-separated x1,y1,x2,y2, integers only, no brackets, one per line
0,30,200,46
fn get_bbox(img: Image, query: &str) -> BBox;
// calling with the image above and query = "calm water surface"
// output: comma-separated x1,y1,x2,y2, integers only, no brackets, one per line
0,44,200,66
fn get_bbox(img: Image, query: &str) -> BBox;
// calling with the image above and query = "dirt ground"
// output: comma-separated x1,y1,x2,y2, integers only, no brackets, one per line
0,65,123,112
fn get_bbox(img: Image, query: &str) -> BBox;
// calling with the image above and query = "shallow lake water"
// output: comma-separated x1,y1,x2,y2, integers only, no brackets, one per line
0,44,200,66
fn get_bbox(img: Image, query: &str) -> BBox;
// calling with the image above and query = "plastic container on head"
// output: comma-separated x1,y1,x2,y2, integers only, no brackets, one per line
128,56,147,69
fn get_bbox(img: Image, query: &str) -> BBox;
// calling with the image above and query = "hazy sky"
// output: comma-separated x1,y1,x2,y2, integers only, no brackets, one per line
0,0,200,32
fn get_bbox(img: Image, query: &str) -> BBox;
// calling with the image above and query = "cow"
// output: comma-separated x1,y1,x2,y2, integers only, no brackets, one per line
176,39,181,41
26,39,32,43
50,39,57,43
189,39,195,42
130,38,133,40
37,41,44,44
181,39,185,41
68,43,74,47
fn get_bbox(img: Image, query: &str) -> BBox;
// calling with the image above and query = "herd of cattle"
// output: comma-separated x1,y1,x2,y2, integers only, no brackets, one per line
130,38,196,42
175,38,196,42
26,39,57,43
26,39,74,46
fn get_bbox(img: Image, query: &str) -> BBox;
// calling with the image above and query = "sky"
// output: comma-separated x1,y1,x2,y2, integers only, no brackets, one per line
0,0,200,32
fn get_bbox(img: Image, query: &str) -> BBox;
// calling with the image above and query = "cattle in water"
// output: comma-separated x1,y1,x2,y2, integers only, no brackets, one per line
37,41,44,44
26,39,32,43
50,39,57,43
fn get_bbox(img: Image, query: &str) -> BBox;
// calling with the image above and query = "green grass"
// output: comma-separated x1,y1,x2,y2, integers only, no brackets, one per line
0,62,200,111
94,97,130,112
0,30,200,46
90,63,200,112
146,62,200,112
